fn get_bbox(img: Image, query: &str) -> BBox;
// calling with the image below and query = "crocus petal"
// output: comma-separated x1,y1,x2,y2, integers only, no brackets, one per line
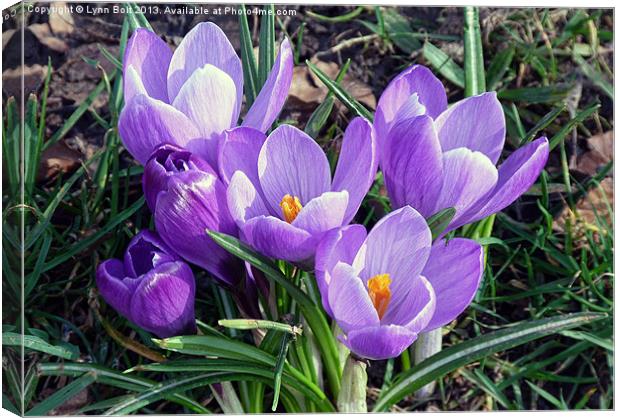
123,28,172,103
118,95,200,164
123,230,179,277
382,275,436,335
340,325,417,360
459,137,550,228
219,127,267,186
331,117,378,224
243,216,317,262
243,39,294,132
422,238,483,331
353,206,432,309
328,262,379,333
154,171,243,287
130,261,196,338
383,115,444,216
143,144,217,212
258,125,331,214
315,225,367,316
172,64,238,141
434,148,498,229
227,171,271,227
167,22,243,113
124,66,148,104
292,191,349,236
96,259,136,319
375,65,447,149
435,92,506,164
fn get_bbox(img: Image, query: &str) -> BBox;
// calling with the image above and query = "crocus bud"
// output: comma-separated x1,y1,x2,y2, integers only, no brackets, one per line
144,145,244,287
142,144,216,212
96,230,196,338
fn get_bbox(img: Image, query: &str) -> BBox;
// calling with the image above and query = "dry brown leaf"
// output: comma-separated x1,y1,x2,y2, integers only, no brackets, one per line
28,23,69,53
576,131,614,176
49,2,75,36
2,64,47,101
554,177,613,241
288,58,376,112
37,141,82,183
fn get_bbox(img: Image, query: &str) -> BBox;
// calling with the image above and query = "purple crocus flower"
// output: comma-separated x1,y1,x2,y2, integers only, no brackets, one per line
119,22,293,166
223,117,378,263
375,65,549,234
143,144,243,288
96,230,196,338
315,206,483,360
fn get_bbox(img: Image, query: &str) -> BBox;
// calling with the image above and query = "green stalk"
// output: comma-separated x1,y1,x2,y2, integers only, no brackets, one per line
337,354,368,412
412,328,442,398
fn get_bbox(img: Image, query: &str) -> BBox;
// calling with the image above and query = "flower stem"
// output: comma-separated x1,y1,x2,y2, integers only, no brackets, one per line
337,354,368,412
413,328,443,398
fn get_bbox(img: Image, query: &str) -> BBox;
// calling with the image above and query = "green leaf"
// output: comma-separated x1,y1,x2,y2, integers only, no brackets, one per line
129,358,333,412
306,6,364,23
521,105,566,145
3,332,79,360
573,54,613,99
426,207,456,240
239,5,259,107
219,319,302,335
498,85,572,104
306,60,373,121
382,9,421,53
422,42,465,88
304,59,351,138
207,230,343,396
38,363,209,413
486,46,515,91
549,101,600,150
463,7,486,96
373,312,606,411
258,4,275,90
45,74,116,150
27,373,96,416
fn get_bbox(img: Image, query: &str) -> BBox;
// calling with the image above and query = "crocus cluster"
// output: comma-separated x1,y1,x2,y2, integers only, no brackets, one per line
97,23,549,360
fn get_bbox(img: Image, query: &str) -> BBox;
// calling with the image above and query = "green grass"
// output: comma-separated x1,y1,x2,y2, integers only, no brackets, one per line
2,5,613,414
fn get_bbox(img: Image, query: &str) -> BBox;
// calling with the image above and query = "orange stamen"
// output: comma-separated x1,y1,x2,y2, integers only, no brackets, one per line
280,194,303,223
368,274,392,319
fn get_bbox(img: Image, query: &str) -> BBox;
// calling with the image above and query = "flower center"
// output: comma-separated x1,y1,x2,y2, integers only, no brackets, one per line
368,273,392,319
280,194,303,223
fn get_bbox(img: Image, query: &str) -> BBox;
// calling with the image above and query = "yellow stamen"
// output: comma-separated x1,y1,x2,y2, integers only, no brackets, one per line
280,194,303,223
368,274,392,319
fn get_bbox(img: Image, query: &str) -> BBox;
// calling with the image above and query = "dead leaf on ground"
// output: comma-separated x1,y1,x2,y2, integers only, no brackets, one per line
554,177,613,241
28,23,69,53
575,131,614,177
37,141,82,183
49,2,75,36
2,64,47,102
287,58,376,112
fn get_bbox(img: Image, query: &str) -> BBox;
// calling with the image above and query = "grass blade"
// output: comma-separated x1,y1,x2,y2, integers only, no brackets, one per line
258,4,275,90
426,207,456,240
26,373,96,416
463,7,486,95
239,4,259,107
306,60,373,121
3,332,79,360
373,312,606,411
422,42,465,88
208,230,342,396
